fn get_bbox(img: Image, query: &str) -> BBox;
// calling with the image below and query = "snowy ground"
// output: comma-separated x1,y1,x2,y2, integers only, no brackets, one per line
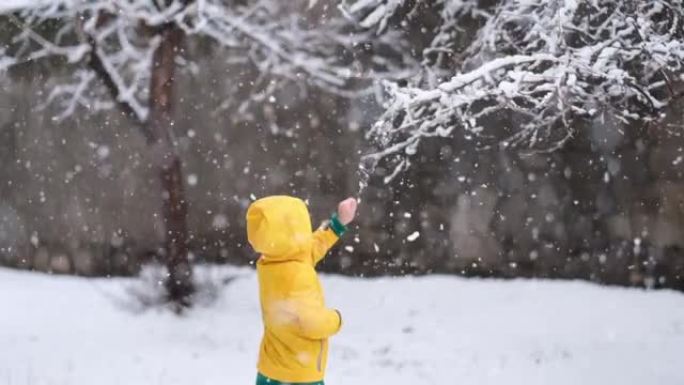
1,266,683,385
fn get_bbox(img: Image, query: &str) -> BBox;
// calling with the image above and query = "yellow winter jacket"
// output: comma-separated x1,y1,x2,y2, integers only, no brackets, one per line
246,196,342,383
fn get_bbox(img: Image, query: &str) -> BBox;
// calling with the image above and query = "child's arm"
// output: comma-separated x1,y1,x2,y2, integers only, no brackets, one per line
311,228,339,265
293,298,342,340
311,198,358,265
267,269,342,340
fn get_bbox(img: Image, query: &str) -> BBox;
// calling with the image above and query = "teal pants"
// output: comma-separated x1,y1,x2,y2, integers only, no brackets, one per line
256,373,324,385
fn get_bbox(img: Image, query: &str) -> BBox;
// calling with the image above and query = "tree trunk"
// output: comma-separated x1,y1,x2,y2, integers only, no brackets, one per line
148,24,193,308
160,155,192,307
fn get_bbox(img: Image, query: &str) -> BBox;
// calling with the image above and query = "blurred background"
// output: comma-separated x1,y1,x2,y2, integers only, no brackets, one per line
1,1,683,291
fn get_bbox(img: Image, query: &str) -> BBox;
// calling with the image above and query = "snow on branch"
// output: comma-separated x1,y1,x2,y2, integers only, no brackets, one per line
183,0,416,96
2,1,174,124
0,0,50,14
1,0,416,124
339,0,409,32
361,0,684,182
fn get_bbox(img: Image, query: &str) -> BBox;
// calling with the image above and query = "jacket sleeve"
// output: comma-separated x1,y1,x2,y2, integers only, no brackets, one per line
293,300,342,340
286,271,342,340
265,299,341,340
311,228,339,265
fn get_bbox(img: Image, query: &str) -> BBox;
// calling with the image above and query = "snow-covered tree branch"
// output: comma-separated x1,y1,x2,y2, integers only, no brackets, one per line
3,1,166,128
345,0,684,182
1,0,415,124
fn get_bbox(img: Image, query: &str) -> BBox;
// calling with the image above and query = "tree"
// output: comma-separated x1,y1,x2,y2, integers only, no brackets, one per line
0,0,413,308
343,0,684,182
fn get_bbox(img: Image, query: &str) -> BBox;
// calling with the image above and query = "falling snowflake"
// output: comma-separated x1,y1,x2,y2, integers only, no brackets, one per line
212,214,229,230
187,174,198,186
406,231,420,242
30,232,39,247
96,145,110,160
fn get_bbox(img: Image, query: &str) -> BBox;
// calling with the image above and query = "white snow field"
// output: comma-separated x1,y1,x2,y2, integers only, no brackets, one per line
1,266,683,385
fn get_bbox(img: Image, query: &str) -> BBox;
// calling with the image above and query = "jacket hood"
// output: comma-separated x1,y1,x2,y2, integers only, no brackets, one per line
246,195,313,261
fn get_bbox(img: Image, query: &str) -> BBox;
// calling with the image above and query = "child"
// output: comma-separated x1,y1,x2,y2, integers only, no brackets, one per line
246,195,357,385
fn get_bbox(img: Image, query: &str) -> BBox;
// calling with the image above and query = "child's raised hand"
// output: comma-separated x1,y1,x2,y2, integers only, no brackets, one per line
337,198,358,225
